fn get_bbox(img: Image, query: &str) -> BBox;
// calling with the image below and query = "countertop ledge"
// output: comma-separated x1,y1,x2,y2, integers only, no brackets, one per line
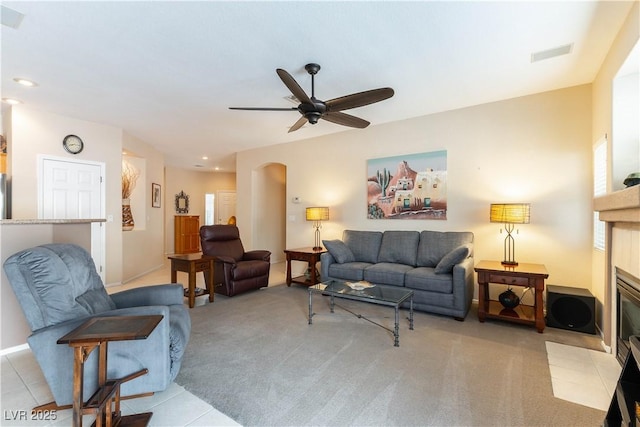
0,218,106,225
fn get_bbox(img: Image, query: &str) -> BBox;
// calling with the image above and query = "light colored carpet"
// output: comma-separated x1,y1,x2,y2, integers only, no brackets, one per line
176,284,607,426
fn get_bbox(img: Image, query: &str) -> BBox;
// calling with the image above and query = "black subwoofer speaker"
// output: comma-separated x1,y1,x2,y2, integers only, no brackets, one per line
546,285,596,334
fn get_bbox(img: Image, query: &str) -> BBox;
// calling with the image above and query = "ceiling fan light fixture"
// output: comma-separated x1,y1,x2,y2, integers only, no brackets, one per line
305,112,322,124
230,63,394,133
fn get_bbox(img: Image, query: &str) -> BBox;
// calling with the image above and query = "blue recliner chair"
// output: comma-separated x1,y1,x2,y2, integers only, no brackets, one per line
3,243,191,408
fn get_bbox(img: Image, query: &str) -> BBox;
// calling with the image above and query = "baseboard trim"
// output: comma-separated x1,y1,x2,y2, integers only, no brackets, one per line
0,343,29,356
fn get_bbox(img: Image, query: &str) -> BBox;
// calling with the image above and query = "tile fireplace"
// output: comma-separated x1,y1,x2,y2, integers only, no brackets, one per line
616,267,640,364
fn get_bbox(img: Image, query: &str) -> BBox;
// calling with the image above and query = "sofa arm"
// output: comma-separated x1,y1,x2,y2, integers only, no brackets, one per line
452,257,475,313
111,284,184,308
320,252,336,282
29,305,171,406
244,250,271,262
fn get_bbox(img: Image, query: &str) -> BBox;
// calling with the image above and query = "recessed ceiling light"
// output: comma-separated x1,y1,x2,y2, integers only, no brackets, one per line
214,167,220,171
2,98,22,105
13,78,37,87
202,156,208,160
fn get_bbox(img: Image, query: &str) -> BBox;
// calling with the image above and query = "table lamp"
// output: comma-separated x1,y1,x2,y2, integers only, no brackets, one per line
306,207,329,250
490,203,530,266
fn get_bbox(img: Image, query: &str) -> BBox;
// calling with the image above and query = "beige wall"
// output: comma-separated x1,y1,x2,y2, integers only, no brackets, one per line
7,106,124,284
164,166,236,254
238,84,593,294
121,133,167,282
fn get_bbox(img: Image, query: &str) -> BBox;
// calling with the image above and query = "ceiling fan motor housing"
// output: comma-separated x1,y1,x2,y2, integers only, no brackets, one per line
298,100,326,124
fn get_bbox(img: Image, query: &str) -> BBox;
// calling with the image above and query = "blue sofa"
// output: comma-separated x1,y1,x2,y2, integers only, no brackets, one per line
320,230,474,320
3,243,191,407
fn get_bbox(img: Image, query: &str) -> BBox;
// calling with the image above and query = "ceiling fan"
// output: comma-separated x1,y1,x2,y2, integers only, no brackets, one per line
229,63,394,133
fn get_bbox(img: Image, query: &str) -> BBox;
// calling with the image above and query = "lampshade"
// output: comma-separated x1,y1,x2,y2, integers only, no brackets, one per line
306,207,329,221
490,203,530,224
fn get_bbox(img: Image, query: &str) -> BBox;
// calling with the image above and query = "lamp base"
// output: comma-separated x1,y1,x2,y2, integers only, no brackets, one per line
501,260,519,267
312,246,323,251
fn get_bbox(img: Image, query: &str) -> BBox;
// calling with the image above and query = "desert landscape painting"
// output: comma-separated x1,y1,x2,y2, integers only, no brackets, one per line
367,150,447,220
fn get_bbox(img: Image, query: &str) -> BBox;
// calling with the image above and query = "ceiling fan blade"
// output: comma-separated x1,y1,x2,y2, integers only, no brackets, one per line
288,116,308,133
276,69,312,105
322,112,370,129
325,87,394,112
229,107,297,111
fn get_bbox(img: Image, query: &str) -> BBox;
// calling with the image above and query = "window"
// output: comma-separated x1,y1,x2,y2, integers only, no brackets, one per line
205,193,215,225
593,137,607,251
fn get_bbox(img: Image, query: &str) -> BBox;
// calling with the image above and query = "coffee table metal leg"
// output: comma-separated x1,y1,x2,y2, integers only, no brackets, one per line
409,295,414,330
394,305,400,347
308,289,313,325
330,294,335,313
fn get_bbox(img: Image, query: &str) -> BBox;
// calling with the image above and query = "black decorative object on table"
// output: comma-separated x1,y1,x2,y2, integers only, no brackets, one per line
623,172,640,188
499,288,520,309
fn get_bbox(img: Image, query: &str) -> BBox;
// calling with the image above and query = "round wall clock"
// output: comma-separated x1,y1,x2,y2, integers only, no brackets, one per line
63,134,84,154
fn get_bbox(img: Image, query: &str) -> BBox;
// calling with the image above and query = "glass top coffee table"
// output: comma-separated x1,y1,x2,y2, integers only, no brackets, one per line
308,280,414,347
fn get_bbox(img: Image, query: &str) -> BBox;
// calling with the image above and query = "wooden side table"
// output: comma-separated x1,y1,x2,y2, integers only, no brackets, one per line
284,247,327,286
168,253,215,308
57,315,163,427
474,260,549,333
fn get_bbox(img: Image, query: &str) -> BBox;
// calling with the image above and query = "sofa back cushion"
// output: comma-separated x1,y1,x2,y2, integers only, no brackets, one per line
322,240,356,264
342,230,383,263
377,231,420,266
417,231,474,267
200,225,245,262
3,244,115,331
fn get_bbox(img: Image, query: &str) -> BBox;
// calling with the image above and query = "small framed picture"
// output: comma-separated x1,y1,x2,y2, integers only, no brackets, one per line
152,183,161,208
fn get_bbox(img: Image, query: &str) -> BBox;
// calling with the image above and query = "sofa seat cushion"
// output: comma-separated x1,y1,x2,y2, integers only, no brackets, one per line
232,260,270,281
405,267,453,294
363,263,412,286
328,262,373,281
343,230,383,263
377,231,420,266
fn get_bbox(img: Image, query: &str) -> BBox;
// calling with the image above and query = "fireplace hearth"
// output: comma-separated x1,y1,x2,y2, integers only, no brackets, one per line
616,268,640,364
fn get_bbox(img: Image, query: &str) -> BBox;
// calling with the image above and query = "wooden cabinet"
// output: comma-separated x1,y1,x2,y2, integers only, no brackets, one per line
174,215,200,254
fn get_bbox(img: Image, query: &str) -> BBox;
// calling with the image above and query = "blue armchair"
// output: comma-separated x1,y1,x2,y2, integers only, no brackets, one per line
3,243,191,408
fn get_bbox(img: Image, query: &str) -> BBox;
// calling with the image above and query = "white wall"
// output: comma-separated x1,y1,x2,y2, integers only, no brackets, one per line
238,84,593,292
8,106,124,284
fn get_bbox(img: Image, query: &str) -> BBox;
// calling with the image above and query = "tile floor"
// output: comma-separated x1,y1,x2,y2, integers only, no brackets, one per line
0,259,621,425
546,341,621,411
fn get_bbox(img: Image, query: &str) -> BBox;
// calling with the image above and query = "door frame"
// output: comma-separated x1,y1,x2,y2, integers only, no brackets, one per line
37,155,106,281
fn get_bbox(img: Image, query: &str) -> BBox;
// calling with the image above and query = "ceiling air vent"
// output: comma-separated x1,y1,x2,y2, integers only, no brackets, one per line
531,43,573,63
1,6,25,29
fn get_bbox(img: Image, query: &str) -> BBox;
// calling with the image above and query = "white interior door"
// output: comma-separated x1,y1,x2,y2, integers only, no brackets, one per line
39,156,105,281
217,191,236,224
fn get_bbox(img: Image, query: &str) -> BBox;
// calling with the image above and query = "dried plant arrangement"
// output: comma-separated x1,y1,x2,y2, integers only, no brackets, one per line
122,160,140,199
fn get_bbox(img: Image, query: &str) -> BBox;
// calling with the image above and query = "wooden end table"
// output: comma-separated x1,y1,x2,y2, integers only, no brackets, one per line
474,260,549,333
57,315,163,427
284,247,327,286
168,253,215,308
